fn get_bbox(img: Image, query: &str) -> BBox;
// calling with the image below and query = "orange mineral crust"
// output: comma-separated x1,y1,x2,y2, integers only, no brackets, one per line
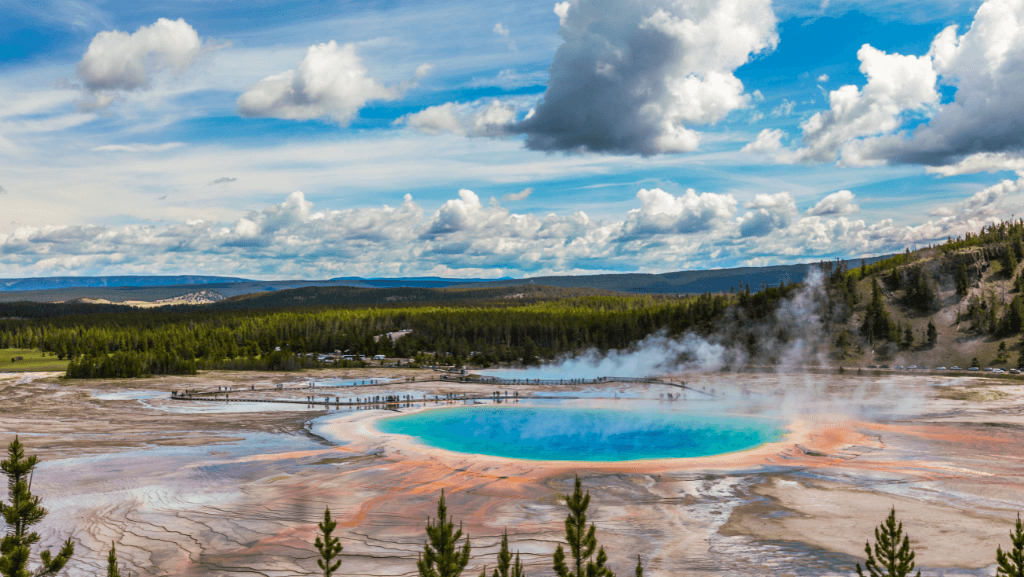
5,371,1024,576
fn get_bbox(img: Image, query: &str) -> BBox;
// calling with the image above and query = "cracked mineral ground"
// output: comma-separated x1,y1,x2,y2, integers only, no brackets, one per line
3,368,1024,577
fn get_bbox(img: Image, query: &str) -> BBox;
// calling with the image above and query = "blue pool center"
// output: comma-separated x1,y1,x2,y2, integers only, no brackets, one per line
376,405,784,461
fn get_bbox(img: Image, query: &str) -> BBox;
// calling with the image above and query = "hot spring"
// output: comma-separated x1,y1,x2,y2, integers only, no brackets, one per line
375,405,784,461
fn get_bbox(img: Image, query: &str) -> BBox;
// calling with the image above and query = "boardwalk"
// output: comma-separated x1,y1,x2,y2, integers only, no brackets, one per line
168,374,713,407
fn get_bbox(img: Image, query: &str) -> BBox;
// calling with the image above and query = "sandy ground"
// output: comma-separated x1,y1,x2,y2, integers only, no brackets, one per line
2,369,1024,577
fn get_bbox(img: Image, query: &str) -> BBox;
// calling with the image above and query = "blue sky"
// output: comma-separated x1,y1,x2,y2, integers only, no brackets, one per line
1,0,1023,279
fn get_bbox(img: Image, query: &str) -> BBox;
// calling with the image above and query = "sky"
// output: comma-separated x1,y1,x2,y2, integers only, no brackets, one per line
2,0,1024,279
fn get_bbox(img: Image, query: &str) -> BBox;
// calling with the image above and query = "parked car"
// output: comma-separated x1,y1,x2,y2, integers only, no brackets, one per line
951,366,962,370
936,366,947,370
969,367,980,371
1010,369,1021,374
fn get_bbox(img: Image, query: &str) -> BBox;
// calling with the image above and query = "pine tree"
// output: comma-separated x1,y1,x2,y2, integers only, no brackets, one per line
105,544,124,577
315,507,343,577
1006,245,1019,278
482,529,524,577
902,325,914,350
553,476,615,577
634,556,642,577
0,436,75,577
997,513,1024,577
856,507,920,577
957,264,970,297
926,320,938,346
418,491,471,577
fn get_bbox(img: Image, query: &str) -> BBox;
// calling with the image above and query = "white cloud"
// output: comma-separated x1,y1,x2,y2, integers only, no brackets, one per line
817,73,829,82
738,192,798,237
514,0,779,155
742,128,786,155
469,69,548,89
554,2,572,26
925,153,1024,176
771,99,796,117
400,99,517,137
0,179,1020,277
236,41,424,124
870,0,1024,166
620,188,737,236
797,44,938,164
805,190,859,216
762,0,1024,171
493,22,517,50
77,18,203,92
502,187,533,201
92,142,185,153
956,175,1023,215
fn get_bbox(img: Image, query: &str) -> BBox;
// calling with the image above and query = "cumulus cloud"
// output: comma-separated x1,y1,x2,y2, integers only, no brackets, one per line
512,0,779,156
0,180,1019,278
237,41,427,125
77,18,203,93
502,187,533,201
741,128,786,155
400,99,517,136
738,192,798,237
621,188,736,236
806,190,859,216
817,74,829,82
208,177,236,185
755,0,1024,172
797,44,938,164
868,0,1024,167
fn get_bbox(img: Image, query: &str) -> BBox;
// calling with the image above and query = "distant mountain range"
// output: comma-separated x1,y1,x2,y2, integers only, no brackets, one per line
0,255,894,303
0,275,249,292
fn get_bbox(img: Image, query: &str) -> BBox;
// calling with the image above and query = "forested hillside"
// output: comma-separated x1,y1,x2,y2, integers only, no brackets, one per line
0,284,801,378
820,219,1024,368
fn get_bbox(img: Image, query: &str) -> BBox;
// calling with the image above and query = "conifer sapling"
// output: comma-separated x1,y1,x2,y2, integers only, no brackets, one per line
856,507,920,577
0,436,75,577
553,476,615,577
315,507,343,577
481,529,524,577
106,544,125,577
418,490,471,577
996,513,1024,577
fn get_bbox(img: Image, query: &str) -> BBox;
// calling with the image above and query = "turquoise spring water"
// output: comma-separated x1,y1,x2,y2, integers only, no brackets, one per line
375,405,784,461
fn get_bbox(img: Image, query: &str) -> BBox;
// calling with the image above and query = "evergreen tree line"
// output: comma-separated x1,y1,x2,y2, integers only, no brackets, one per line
0,288,805,379
6,438,1024,577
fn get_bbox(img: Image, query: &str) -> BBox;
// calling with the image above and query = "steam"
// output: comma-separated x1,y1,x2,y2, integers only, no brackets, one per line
482,269,929,419
487,268,833,378
480,332,726,380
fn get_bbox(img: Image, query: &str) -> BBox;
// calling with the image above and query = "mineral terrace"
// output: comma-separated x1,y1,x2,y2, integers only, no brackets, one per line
2,368,1023,577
